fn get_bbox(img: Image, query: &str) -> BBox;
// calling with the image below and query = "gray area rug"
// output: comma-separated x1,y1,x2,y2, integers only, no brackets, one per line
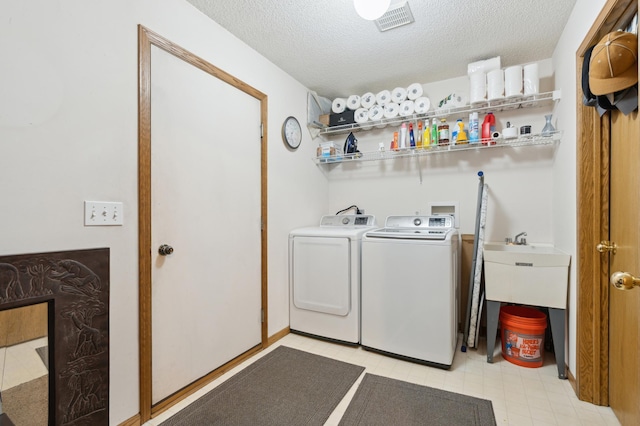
162,345,365,425
1,375,48,426
339,374,496,426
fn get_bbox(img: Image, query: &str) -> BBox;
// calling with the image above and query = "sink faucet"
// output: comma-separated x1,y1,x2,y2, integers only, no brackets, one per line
513,232,527,245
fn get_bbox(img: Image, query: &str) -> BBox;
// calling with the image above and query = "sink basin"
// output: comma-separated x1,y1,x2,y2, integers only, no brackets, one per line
483,243,571,308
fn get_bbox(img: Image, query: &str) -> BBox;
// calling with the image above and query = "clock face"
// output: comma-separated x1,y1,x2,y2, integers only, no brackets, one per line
283,116,302,149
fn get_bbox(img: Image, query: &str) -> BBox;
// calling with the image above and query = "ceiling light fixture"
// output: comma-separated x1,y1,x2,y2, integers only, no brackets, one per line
354,0,391,21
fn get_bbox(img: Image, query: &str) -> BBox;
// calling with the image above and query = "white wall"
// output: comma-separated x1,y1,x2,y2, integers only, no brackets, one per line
552,0,608,376
0,0,327,424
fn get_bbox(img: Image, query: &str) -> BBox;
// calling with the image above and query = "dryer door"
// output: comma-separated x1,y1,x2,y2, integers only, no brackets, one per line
292,236,351,316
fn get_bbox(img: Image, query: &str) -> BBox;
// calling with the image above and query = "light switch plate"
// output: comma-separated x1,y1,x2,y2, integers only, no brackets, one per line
84,201,123,226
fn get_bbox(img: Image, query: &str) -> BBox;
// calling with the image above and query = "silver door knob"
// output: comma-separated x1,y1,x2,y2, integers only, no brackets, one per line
610,271,640,290
158,244,174,256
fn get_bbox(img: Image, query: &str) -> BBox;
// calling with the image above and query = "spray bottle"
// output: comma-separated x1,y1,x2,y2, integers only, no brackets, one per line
469,112,479,143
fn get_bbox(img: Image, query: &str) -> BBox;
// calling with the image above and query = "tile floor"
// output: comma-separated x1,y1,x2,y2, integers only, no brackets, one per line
145,333,620,426
0,337,48,392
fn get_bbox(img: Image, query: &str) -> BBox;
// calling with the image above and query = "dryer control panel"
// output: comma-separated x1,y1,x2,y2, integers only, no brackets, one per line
320,214,376,227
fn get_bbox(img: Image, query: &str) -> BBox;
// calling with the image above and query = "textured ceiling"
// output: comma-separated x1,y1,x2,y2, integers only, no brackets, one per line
185,0,577,99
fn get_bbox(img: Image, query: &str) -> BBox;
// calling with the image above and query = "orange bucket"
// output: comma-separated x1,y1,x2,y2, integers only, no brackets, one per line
500,305,547,368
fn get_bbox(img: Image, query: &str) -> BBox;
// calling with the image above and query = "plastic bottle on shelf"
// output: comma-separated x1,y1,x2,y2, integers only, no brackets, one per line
409,123,416,148
481,112,496,145
399,122,407,149
456,120,468,144
469,112,479,143
391,132,398,151
438,118,450,145
416,121,423,148
431,118,439,146
423,120,431,147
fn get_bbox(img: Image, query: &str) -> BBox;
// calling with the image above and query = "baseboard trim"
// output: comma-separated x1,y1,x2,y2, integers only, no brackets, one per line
118,413,141,426
268,326,290,346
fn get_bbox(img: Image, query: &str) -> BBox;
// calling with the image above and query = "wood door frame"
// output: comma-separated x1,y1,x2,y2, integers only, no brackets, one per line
137,25,269,422
576,0,636,405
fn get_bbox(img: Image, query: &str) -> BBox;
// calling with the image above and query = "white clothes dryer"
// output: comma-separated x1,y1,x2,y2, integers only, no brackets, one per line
289,214,376,345
361,215,460,368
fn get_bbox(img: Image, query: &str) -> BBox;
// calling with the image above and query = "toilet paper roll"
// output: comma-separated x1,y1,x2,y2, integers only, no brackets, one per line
354,108,369,123
383,103,400,119
487,69,504,100
469,71,486,104
399,100,415,116
355,107,372,130
368,104,384,121
368,105,386,128
505,65,523,97
406,83,423,100
391,87,407,103
360,92,376,109
376,90,391,106
347,95,361,110
523,63,540,95
413,97,431,114
332,98,346,114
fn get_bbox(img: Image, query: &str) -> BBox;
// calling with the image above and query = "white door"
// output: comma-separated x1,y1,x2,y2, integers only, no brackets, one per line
149,45,262,404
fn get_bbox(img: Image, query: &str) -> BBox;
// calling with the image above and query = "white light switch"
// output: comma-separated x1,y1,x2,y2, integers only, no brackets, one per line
84,201,123,226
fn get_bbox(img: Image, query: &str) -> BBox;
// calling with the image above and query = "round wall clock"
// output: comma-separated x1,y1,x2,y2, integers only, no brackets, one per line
282,116,302,149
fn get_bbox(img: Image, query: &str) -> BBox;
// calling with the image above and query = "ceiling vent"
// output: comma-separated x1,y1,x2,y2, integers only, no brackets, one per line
375,1,415,32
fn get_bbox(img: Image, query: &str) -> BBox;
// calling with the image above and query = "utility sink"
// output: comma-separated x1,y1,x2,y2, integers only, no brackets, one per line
483,243,571,308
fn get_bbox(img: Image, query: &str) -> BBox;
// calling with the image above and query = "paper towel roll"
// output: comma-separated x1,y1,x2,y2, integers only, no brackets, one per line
467,56,501,75
469,71,486,104
376,90,391,106
406,83,423,100
399,100,415,116
360,92,376,109
391,87,407,103
487,69,504,100
413,97,431,114
347,95,361,110
383,103,400,119
332,98,346,114
505,65,523,97
523,63,539,95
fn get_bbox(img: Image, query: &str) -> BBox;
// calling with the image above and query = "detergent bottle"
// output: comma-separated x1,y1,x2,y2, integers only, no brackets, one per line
399,122,407,149
409,123,416,148
481,112,495,145
456,119,468,144
423,120,431,147
431,118,439,146
416,121,423,148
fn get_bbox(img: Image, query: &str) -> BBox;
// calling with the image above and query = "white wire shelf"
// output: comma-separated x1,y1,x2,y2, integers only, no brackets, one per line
313,131,562,164
317,91,561,137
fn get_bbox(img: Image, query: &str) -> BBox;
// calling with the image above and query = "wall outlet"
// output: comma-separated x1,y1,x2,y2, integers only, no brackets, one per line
84,201,123,226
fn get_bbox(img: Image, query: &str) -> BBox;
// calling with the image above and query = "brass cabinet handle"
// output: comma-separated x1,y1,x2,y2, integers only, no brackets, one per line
596,240,617,254
610,271,640,290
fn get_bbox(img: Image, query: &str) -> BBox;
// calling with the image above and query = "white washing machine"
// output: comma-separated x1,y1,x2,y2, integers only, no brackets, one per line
289,214,377,345
361,215,459,368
